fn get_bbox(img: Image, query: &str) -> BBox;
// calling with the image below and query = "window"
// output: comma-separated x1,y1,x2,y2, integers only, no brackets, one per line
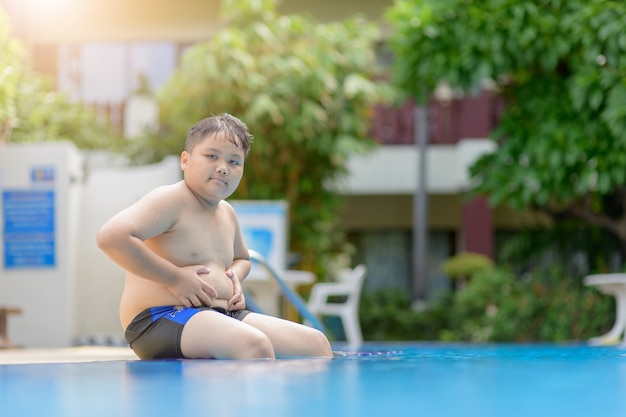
58,42,177,104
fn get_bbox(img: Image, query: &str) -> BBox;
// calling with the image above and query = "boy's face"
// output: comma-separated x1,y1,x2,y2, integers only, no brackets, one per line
180,133,245,203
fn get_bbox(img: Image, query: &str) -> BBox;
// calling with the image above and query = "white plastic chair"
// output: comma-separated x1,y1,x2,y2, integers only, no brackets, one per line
307,264,367,347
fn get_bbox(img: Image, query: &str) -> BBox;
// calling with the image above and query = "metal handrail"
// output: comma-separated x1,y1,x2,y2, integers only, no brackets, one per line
246,249,325,333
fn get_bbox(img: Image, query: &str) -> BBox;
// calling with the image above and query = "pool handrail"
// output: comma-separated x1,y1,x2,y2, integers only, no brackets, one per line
246,249,325,333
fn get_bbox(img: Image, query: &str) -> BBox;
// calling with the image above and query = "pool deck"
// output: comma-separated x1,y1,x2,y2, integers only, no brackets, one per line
0,346,138,365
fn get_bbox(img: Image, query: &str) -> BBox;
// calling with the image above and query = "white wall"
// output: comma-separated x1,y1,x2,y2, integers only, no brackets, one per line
337,139,496,194
0,144,181,347
0,141,83,347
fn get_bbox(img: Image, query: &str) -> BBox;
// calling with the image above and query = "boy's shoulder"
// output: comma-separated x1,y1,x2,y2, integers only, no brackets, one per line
149,181,186,196
138,181,189,205
217,199,237,215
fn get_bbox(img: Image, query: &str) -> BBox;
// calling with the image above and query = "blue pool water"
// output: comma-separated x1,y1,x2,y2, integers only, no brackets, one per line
1,342,626,417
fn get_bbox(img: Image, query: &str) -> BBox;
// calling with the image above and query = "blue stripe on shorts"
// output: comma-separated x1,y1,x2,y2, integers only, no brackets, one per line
149,306,200,325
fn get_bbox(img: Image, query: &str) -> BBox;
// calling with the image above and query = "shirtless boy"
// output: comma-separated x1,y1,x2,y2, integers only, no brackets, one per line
96,114,332,360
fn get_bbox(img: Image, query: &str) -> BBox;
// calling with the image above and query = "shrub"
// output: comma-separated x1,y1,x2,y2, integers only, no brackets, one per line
359,289,447,341
359,266,615,343
441,252,495,280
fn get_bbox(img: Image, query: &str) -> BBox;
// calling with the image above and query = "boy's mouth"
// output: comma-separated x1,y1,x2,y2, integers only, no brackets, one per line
210,177,227,185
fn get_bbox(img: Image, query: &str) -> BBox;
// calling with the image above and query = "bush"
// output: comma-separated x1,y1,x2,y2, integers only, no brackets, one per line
359,266,615,343
359,289,448,341
441,252,494,281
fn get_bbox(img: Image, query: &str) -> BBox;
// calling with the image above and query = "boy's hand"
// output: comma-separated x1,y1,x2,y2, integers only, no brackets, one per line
167,266,218,308
226,269,246,311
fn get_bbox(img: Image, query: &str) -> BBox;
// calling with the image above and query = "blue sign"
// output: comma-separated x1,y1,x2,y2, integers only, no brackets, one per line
3,190,56,268
231,200,287,278
30,165,56,183
243,228,273,260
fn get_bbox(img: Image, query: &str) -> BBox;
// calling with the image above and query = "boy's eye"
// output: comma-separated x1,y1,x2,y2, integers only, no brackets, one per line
230,160,241,166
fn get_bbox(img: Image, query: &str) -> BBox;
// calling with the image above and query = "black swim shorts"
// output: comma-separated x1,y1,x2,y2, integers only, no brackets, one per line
124,305,251,360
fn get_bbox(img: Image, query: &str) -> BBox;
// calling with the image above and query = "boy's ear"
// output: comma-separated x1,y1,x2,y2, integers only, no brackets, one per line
180,151,189,170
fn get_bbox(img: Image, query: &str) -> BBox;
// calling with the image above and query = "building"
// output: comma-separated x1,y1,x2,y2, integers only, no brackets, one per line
1,0,530,301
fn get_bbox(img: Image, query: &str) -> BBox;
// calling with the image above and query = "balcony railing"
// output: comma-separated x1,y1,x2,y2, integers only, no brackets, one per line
370,90,503,145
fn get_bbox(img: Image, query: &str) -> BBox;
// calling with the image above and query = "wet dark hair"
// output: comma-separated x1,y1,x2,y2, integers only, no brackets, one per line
184,114,254,156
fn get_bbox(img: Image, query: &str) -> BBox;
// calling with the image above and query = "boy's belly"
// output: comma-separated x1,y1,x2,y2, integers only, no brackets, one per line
119,272,233,329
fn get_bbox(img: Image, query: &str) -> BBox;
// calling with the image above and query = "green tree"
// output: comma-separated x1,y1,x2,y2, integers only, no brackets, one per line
0,6,119,149
131,0,390,273
0,7,22,142
387,0,626,261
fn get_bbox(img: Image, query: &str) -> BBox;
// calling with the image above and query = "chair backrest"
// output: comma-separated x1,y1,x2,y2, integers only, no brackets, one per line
339,264,367,306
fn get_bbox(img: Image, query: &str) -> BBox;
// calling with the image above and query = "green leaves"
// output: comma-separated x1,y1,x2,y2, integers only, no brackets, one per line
387,0,596,96
388,0,626,257
0,9,23,137
141,0,390,274
247,94,283,125
603,82,626,141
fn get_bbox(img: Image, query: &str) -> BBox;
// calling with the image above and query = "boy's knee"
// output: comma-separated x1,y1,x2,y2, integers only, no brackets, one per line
238,332,275,359
309,329,333,357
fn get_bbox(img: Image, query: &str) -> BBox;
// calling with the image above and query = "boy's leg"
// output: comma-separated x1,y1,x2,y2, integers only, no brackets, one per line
242,313,333,358
180,310,275,359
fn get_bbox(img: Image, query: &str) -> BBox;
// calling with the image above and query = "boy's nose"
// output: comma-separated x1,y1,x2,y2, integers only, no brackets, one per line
217,165,228,175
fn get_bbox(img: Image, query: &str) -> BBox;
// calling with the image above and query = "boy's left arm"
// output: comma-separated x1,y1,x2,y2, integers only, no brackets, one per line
225,201,251,311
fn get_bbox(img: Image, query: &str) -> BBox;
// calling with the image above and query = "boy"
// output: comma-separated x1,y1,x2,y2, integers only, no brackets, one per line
96,114,333,360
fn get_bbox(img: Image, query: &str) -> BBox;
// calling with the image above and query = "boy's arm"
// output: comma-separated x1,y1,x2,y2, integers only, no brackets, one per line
225,202,251,310
226,257,249,311
96,186,217,307
229,255,251,284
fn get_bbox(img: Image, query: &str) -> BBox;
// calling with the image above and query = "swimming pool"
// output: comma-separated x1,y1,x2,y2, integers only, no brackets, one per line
1,342,625,417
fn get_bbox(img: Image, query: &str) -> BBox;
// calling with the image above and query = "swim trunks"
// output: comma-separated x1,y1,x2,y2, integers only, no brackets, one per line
124,305,251,360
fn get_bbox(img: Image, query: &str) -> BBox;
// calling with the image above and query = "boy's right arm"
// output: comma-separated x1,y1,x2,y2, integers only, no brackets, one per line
96,188,217,307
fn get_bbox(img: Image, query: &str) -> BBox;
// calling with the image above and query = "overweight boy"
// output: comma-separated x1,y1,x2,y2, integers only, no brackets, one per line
97,114,332,360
